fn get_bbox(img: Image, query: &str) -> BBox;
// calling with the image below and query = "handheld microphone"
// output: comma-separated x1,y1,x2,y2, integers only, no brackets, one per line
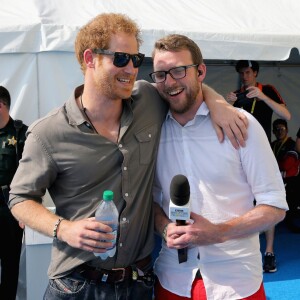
169,174,190,263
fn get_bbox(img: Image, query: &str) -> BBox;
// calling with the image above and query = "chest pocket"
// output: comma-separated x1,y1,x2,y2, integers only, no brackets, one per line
135,124,158,165
0,147,16,171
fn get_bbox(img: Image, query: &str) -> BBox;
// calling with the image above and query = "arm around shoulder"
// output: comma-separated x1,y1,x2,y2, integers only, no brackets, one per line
202,83,248,149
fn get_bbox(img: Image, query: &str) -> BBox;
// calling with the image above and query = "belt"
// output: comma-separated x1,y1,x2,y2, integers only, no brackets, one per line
74,255,152,284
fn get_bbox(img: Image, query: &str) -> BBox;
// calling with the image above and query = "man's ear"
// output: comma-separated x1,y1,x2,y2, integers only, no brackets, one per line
84,49,95,68
197,64,206,79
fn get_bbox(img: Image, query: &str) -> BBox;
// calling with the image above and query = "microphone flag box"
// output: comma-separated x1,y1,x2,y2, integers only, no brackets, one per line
169,201,190,221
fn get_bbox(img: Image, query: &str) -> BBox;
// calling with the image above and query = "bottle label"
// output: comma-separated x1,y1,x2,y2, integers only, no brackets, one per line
106,229,117,250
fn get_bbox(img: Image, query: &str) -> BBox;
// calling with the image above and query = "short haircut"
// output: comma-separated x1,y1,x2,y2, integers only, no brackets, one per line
0,86,11,108
273,118,288,130
235,60,259,74
152,34,203,65
75,13,142,74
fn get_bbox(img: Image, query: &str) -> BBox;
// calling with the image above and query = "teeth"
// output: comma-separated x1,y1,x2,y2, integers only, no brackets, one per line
168,88,183,96
118,78,130,83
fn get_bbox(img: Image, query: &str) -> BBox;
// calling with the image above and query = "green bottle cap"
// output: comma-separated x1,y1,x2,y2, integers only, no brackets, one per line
103,190,114,201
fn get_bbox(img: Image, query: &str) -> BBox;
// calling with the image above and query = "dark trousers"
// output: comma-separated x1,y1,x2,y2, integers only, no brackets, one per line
285,176,300,232
0,207,24,300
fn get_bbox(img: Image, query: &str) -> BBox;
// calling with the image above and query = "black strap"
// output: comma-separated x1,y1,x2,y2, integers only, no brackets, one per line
14,119,23,165
0,185,10,205
178,247,188,263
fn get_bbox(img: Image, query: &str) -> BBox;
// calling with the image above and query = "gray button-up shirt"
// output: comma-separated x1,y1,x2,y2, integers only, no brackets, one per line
9,80,167,278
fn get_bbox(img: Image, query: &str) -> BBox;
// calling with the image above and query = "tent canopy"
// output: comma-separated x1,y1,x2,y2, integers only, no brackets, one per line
0,0,299,137
1,0,300,60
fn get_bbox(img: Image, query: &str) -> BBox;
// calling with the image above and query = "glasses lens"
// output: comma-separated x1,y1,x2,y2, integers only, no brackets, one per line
150,72,166,83
132,54,144,68
113,52,144,68
275,127,286,132
114,53,130,67
170,66,186,79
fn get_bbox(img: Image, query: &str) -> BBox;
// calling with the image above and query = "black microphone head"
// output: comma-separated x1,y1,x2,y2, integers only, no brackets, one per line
170,175,190,206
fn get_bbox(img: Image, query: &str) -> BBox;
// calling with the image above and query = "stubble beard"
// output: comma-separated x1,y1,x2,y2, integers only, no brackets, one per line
95,72,134,101
160,80,200,114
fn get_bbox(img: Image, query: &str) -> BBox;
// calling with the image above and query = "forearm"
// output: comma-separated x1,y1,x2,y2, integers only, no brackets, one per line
11,200,59,237
166,205,285,248
202,83,248,148
219,205,286,242
202,83,226,108
262,96,291,120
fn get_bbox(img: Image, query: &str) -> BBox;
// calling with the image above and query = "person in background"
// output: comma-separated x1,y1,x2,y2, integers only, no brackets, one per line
296,127,300,153
271,119,300,233
227,60,291,273
271,119,298,178
8,13,247,300
0,86,27,300
152,34,287,300
227,60,291,142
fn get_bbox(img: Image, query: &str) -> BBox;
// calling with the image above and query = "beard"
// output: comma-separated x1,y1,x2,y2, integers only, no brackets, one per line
159,78,200,114
94,70,135,100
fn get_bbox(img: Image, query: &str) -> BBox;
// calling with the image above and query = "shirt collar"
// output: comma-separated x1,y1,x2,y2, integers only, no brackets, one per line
66,84,133,127
166,101,209,123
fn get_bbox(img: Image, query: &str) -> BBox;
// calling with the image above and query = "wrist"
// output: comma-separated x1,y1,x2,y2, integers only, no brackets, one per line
162,223,170,243
53,217,64,240
217,223,232,243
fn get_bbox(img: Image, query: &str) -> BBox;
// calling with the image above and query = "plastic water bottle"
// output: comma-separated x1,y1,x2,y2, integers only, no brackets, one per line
94,190,119,260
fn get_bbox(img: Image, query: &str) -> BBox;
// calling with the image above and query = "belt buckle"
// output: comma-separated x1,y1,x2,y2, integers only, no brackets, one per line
112,268,126,283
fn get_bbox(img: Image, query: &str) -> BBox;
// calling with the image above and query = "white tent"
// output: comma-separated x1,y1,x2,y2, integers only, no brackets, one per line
0,0,299,134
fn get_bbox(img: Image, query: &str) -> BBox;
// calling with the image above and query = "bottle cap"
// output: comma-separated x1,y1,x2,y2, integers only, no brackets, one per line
103,190,114,201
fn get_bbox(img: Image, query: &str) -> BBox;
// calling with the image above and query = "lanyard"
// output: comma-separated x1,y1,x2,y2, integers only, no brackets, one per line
241,83,262,115
272,136,288,158
250,99,257,114
241,98,256,114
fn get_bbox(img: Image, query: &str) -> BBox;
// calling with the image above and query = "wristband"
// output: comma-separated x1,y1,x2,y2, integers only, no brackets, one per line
162,223,169,243
53,218,64,239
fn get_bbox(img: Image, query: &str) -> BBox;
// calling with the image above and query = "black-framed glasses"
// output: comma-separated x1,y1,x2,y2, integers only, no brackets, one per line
92,49,145,68
149,64,199,83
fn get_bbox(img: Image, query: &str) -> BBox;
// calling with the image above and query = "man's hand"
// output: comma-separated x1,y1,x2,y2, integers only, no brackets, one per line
210,100,248,149
226,91,238,104
245,86,264,100
202,84,248,149
58,217,115,254
19,221,25,229
164,213,224,249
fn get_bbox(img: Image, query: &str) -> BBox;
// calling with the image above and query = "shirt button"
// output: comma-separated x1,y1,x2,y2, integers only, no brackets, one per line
125,193,129,197
119,144,123,148
124,167,127,171
120,243,123,247
148,134,152,138
122,217,127,221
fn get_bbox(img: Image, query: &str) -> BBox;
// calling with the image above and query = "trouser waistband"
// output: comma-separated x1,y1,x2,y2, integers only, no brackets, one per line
74,255,152,284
